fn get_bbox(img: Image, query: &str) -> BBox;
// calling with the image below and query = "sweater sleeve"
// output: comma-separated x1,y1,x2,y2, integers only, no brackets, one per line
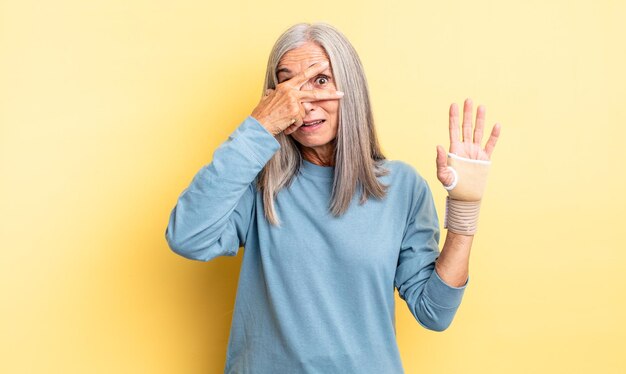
164,116,280,262
394,173,468,332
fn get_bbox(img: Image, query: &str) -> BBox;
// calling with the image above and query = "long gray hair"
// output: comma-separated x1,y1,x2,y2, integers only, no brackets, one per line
257,22,389,226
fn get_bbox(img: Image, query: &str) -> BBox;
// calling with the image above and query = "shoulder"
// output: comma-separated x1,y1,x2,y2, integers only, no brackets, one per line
379,159,437,223
380,159,427,187
379,159,436,208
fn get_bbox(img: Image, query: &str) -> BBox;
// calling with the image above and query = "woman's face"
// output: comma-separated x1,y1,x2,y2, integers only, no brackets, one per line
276,42,339,158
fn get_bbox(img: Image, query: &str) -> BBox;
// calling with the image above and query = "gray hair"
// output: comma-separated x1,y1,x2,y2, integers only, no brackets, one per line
257,22,389,226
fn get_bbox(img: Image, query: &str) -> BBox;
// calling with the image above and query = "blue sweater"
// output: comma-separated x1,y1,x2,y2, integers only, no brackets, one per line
165,116,468,373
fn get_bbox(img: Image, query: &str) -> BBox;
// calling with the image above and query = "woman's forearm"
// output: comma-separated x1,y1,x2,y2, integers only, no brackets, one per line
435,231,474,287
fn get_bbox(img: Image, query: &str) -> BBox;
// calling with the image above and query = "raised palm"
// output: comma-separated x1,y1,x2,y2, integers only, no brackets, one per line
436,98,501,187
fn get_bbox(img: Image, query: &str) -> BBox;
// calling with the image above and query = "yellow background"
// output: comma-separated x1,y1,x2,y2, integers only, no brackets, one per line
2,0,625,372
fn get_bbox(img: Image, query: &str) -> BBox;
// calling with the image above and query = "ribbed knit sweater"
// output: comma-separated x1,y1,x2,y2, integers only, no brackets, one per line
165,116,468,373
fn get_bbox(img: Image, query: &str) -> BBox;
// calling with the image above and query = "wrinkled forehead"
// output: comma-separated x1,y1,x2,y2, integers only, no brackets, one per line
276,42,330,74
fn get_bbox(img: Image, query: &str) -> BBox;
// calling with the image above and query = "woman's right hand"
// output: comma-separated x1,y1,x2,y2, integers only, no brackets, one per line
251,61,344,136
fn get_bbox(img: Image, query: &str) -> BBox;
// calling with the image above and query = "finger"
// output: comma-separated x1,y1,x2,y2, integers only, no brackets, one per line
449,103,460,148
293,108,304,127
284,123,297,135
436,145,448,171
298,89,344,102
462,98,473,142
436,145,454,186
484,123,501,157
285,61,330,89
284,117,299,134
298,102,306,122
473,104,486,145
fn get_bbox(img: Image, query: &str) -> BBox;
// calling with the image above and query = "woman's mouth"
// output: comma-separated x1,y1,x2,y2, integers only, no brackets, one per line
300,119,325,132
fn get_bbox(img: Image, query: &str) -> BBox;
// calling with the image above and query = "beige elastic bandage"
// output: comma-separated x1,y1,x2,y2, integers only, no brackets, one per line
443,153,491,235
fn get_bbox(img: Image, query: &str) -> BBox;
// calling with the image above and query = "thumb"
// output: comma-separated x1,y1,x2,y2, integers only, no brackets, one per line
436,145,448,171
436,145,455,187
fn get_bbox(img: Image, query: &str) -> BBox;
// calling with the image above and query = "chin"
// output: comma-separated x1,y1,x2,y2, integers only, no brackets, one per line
293,135,335,148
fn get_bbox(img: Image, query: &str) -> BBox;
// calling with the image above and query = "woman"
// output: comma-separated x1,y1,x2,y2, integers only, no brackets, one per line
165,22,500,373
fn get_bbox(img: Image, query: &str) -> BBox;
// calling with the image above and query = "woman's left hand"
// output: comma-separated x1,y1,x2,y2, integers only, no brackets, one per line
436,98,501,187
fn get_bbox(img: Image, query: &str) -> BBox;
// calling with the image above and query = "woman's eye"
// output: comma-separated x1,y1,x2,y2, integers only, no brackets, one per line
314,75,330,85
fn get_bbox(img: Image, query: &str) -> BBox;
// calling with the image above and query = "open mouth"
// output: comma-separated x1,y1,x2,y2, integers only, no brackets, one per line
301,119,325,128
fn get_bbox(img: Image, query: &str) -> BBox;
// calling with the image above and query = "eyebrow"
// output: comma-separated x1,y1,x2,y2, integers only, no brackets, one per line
276,67,292,76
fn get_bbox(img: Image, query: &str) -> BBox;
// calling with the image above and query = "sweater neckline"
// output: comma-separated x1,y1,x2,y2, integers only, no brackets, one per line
301,158,334,179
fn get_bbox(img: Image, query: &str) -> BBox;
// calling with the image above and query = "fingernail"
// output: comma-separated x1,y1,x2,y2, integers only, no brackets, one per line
336,91,344,96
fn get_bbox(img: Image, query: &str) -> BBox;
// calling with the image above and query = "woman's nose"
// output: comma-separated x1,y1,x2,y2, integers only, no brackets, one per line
301,101,315,113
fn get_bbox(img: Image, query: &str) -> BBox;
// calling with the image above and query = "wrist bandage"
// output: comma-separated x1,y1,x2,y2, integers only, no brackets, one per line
443,153,491,235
